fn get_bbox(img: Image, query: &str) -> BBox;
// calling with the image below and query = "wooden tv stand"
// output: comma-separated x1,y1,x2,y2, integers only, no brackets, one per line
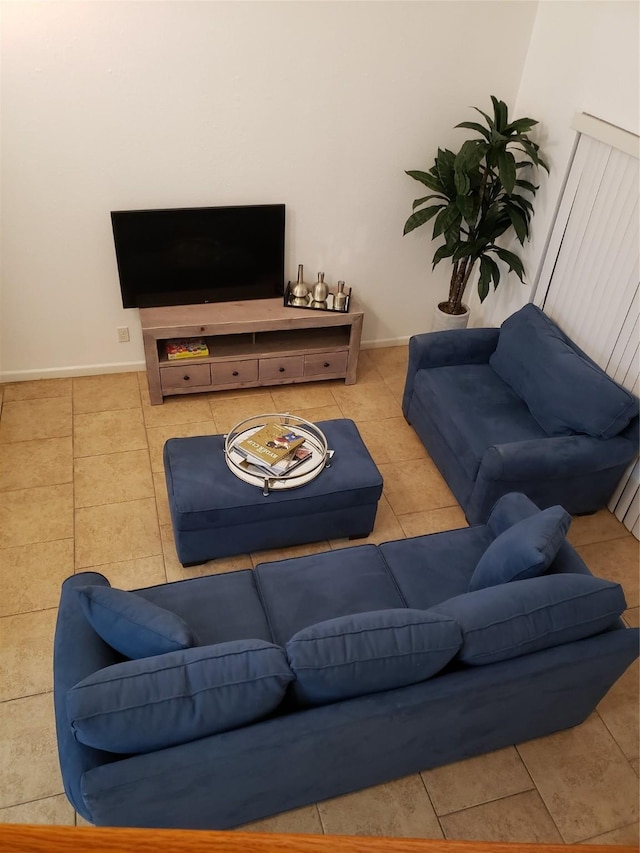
140,298,364,405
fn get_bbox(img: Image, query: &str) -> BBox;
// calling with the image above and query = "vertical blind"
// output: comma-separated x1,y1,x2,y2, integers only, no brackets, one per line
534,115,640,537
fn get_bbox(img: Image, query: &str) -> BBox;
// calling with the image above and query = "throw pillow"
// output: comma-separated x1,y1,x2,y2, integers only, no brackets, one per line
76,585,196,659
469,505,571,591
286,608,461,707
67,639,294,754
432,574,626,666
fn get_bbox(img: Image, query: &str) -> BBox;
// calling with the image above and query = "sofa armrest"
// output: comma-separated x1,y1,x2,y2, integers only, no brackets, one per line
403,327,500,418
480,434,636,483
486,492,541,536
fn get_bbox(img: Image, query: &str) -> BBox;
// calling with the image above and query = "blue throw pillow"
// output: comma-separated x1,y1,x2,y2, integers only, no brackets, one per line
76,585,196,659
432,574,626,666
490,304,638,438
469,505,571,591
67,640,294,754
286,608,461,707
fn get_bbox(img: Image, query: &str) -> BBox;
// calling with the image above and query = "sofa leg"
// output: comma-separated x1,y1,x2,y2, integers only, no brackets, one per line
349,533,369,540
181,560,208,568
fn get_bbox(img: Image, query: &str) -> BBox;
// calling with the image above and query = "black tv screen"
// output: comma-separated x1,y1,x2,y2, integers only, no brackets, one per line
111,204,285,309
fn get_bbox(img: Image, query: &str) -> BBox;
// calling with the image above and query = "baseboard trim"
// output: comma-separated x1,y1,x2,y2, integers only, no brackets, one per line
0,361,147,383
361,336,410,349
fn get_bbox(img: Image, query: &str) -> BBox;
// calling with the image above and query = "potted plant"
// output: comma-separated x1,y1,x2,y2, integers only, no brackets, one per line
404,96,548,329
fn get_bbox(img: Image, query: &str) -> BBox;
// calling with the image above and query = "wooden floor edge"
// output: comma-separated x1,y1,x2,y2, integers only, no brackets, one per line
0,824,636,853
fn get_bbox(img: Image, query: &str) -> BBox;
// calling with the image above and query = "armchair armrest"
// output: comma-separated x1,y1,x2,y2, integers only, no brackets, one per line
486,492,541,536
403,327,500,418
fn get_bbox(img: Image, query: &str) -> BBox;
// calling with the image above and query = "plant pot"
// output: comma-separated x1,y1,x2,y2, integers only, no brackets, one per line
432,302,470,332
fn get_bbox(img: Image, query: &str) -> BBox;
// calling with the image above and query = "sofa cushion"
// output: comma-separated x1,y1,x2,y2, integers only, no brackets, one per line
76,585,196,659
67,640,294,754
469,505,572,591
432,574,626,665
490,304,638,439
413,363,547,480
286,609,461,706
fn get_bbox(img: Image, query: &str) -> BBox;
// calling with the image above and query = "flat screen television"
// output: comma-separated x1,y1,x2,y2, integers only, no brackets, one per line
111,204,285,309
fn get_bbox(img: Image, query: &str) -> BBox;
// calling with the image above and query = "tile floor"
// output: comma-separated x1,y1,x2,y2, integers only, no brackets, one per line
0,347,638,844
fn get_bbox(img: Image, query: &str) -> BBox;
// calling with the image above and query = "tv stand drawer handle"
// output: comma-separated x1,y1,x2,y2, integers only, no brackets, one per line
183,375,190,382
232,371,239,377
324,361,330,368
279,367,285,373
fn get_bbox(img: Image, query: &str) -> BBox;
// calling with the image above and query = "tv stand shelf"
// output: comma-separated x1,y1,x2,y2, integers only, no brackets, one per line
140,298,364,405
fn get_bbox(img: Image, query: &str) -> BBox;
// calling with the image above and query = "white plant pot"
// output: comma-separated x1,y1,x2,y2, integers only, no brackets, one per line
431,302,470,332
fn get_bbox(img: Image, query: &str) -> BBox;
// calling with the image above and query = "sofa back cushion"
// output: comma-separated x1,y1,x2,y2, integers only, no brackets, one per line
432,574,626,665
67,640,294,754
469,505,572,591
286,609,461,706
489,304,638,439
76,584,196,659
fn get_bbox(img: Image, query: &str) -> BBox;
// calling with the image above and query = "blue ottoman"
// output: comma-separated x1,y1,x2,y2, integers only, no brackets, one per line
163,418,384,565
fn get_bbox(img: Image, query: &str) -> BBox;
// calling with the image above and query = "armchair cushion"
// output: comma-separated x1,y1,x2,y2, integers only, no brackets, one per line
67,640,294,754
76,585,196,659
490,304,637,439
469,505,572,591
286,609,461,706
432,574,626,665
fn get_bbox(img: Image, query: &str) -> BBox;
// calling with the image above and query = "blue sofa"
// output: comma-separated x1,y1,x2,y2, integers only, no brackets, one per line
53,492,638,829
402,304,639,524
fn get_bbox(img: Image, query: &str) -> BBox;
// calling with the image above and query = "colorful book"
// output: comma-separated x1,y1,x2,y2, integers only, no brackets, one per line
166,338,209,360
234,422,306,469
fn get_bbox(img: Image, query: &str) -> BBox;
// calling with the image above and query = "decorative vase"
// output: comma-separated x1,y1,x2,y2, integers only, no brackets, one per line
291,264,309,299
334,280,348,311
431,301,469,332
312,272,329,303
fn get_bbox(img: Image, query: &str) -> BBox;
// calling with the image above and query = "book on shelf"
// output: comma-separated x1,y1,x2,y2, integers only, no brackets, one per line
234,421,306,468
235,443,313,478
165,338,209,360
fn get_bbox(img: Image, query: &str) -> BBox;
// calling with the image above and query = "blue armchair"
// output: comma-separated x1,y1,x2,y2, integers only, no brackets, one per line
402,304,639,524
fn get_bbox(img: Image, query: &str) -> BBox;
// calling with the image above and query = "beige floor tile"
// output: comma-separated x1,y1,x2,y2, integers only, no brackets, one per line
146,421,219,473
582,821,640,845
568,508,630,547
624,607,639,628
382,368,408,402
251,540,331,567
355,417,427,465
208,393,277,433
399,505,468,538
378,458,456,516
0,539,73,617
73,372,141,414
270,383,338,412
0,608,58,701
238,804,323,834
364,345,409,371
318,775,443,838
200,386,275,403
597,660,639,760
76,812,94,826
0,793,75,825
421,747,533,816
73,449,154,508
0,692,62,809
330,382,402,422
161,524,251,582
577,537,640,608
291,404,343,423
329,493,405,549
0,484,73,549
517,713,640,843
75,498,161,568
73,408,148,457
78,555,167,591
440,789,562,844
351,352,385,385
2,378,72,402
141,385,216,428
153,471,172,527
0,437,72,491
631,758,639,776
0,398,72,443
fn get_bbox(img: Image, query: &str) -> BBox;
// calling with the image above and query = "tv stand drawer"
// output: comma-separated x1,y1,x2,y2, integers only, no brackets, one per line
258,355,304,382
304,351,348,377
210,359,258,385
160,363,211,392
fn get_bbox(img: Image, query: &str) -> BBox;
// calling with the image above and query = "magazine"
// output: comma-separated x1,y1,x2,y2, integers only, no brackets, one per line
234,421,305,468
233,443,313,478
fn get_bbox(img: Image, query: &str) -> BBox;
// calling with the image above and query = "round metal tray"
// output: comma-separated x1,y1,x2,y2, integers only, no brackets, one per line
224,413,330,495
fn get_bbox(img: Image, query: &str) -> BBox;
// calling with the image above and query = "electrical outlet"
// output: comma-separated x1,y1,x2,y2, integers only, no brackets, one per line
117,327,130,343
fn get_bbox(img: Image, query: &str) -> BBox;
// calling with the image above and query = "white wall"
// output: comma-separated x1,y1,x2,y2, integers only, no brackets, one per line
0,1,537,379
469,0,640,328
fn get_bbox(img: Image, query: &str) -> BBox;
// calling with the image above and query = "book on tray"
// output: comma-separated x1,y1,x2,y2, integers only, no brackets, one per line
233,421,311,476
236,443,313,478
165,338,209,360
